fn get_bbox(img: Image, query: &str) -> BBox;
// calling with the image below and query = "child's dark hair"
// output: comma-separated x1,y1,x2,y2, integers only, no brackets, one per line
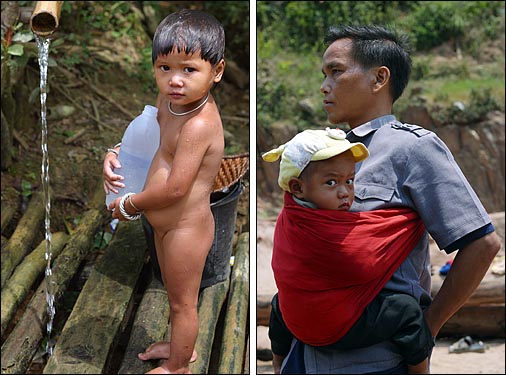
152,9,225,66
324,25,412,103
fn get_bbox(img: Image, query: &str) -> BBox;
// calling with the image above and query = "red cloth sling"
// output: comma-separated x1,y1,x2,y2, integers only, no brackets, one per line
272,192,426,346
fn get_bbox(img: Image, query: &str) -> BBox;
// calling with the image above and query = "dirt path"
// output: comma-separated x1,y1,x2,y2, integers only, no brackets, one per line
256,337,506,374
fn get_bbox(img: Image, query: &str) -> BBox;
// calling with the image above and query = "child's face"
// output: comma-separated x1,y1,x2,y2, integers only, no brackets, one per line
293,152,355,211
154,49,224,108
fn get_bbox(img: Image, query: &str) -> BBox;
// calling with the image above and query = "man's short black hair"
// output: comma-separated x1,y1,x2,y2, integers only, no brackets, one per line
324,25,412,103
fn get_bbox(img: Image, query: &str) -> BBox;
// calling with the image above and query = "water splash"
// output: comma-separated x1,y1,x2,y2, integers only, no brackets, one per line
35,34,56,357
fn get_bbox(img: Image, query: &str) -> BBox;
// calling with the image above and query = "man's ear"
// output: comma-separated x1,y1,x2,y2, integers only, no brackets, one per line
288,177,305,199
371,66,390,93
213,59,226,83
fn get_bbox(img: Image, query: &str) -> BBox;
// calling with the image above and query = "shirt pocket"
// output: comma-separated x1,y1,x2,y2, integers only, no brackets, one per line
354,184,395,204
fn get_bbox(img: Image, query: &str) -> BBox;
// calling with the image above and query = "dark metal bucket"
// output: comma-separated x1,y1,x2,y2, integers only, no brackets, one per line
143,180,244,289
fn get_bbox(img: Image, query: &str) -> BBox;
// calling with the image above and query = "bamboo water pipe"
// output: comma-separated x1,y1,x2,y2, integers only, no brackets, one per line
30,1,63,36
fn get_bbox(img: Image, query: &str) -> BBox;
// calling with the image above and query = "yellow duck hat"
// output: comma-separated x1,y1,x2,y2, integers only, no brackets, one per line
262,127,369,191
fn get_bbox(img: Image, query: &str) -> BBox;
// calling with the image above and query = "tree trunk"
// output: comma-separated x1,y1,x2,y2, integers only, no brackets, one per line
431,274,505,306
218,232,250,374
438,304,505,338
1,108,13,171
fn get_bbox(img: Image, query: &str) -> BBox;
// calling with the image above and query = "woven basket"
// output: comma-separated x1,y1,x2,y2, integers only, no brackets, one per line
212,152,250,193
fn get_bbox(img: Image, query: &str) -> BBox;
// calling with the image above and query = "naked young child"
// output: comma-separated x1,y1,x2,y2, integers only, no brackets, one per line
108,9,226,374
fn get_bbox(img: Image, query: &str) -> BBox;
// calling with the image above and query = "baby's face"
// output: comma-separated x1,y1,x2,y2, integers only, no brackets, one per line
298,152,355,211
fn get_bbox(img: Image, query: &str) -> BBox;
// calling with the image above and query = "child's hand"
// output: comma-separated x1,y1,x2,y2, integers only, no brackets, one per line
108,196,121,215
103,151,124,194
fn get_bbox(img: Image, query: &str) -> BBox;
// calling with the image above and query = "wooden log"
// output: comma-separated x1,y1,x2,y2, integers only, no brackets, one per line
438,304,505,338
43,220,147,374
1,201,16,232
218,232,249,374
190,278,230,375
1,190,45,288
1,232,69,337
118,275,170,374
257,293,272,327
244,335,250,374
0,208,106,374
431,274,505,306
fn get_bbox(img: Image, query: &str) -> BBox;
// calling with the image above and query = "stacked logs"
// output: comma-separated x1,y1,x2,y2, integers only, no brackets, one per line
1,184,250,374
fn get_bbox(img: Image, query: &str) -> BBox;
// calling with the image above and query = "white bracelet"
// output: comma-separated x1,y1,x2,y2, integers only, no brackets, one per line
119,193,142,221
114,142,122,148
107,148,119,156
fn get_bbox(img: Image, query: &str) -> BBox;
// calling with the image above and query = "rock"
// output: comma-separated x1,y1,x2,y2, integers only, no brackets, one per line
224,59,249,89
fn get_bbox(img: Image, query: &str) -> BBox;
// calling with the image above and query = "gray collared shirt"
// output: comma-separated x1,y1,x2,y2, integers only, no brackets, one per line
286,115,491,374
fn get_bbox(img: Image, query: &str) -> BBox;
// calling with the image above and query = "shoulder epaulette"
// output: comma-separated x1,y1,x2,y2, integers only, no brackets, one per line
391,122,431,137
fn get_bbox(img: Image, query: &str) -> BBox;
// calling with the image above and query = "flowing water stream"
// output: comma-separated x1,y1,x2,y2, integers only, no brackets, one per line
35,34,56,357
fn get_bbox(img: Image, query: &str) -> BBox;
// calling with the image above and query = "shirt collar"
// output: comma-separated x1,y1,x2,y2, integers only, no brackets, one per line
347,115,397,139
292,195,318,209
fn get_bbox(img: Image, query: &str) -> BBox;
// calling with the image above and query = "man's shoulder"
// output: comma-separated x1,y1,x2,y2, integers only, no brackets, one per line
387,121,433,138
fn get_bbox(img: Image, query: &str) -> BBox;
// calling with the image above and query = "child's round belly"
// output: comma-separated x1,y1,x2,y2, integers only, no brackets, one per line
144,199,213,233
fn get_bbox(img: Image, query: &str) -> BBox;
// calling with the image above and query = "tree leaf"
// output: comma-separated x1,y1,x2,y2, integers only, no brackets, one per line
7,44,24,56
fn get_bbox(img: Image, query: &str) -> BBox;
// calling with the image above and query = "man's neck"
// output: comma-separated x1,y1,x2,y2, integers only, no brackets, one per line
348,109,393,129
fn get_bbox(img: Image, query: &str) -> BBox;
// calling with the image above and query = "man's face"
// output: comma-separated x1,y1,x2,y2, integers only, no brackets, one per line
320,38,376,128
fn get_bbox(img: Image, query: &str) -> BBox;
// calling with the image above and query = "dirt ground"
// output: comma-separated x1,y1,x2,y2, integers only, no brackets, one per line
255,200,506,375
256,335,506,374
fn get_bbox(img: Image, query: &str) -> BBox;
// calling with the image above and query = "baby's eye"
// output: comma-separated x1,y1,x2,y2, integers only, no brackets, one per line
346,178,354,185
184,67,196,73
325,179,337,186
160,65,170,72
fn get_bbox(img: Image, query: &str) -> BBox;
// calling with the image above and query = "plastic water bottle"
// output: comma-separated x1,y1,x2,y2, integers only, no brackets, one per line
105,105,160,208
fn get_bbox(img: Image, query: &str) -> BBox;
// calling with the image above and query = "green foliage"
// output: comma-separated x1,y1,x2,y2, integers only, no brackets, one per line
258,1,417,54
1,22,35,86
144,1,250,67
400,1,504,51
433,88,502,125
201,1,250,67
20,179,33,197
257,1,505,132
93,231,112,250
257,51,326,130
60,1,146,39
411,57,431,80
402,2,467,50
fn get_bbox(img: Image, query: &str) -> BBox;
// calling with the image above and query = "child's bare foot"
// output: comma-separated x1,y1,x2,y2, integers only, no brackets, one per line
138,342,198,363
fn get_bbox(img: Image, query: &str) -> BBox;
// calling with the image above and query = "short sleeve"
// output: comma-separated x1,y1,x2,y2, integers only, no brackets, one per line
403,133,490,250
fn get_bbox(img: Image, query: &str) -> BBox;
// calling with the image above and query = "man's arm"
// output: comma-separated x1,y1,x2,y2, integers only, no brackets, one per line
424,232,501,337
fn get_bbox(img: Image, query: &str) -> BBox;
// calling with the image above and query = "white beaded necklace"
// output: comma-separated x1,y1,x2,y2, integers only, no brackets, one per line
168,93,209,116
